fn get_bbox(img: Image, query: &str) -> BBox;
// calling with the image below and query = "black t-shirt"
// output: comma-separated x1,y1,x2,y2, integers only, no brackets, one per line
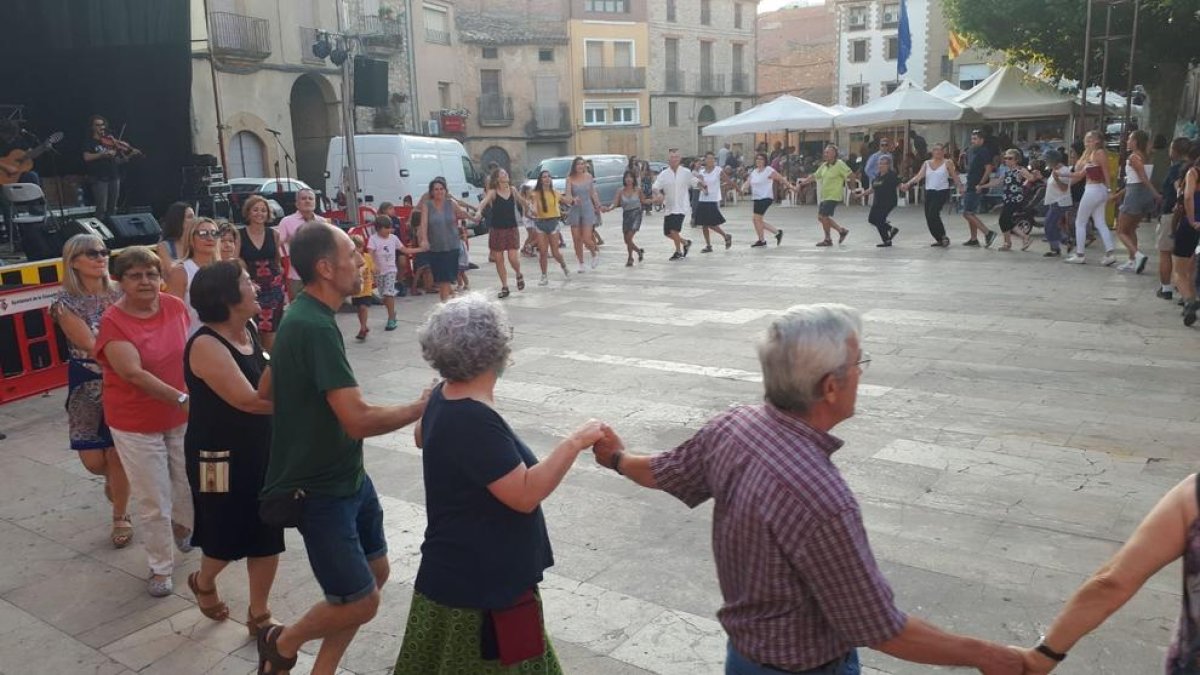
966,145,995,186
871,172,901,211
414,385,553,609
83,138,119,180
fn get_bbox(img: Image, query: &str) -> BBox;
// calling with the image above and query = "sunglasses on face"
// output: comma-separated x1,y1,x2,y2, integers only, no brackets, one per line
194,230,220,239
76,248,110,260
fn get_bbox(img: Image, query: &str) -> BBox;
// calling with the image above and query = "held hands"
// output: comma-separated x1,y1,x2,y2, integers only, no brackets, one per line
591,426,625,468
567,419,610,454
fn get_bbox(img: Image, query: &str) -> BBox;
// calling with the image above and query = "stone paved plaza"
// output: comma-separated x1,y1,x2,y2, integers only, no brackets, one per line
1,200,1197,674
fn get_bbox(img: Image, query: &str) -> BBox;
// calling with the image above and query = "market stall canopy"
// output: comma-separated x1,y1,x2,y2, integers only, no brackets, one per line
834,81,966,127
956,66,1075,119
701,95,838,136
928,80,965,100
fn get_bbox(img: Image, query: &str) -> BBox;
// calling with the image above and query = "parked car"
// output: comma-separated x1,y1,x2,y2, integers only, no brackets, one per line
226,177,329,224
522,154,629,208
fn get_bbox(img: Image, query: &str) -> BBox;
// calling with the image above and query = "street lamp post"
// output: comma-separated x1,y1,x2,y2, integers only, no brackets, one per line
335,0,360,227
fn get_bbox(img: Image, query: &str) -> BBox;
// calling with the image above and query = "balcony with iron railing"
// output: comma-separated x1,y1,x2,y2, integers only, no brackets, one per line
477,94,514,126
583,66,646,91
663,69,685,93
209,11,271,60
425,28,451,45
360,15,405,50
731,72,750,94
527,103,571,136
699,73,725,95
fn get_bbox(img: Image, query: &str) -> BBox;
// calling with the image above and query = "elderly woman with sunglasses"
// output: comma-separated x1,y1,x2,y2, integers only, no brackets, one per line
95,246,194,597
51,234,132,548
166,216,221,335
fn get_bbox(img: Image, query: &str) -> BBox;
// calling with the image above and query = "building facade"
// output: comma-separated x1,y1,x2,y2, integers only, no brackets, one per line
568,1,650,160
455,7,573,175
833,0,951,106
346,0,416,135
647,0,758,159
190,0,345,192
757,3,836,105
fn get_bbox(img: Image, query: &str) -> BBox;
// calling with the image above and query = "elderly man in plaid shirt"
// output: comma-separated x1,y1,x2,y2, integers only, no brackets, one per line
593,304,1023,675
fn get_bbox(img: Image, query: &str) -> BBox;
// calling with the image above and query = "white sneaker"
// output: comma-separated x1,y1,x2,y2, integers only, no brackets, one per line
1064,254,1086,264
1101,253,1118,267
1115,260,1135,273
539,273,548,286
1135,251,1148,274
590,252,599,269
578,264,586,274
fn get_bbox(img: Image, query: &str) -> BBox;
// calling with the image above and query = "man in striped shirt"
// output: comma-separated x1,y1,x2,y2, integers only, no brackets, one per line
593,304,1023,675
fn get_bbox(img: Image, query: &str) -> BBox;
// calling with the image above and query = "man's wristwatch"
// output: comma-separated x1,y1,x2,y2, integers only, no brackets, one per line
1035,639,1067,662
177,393,189,407
607,450,625,476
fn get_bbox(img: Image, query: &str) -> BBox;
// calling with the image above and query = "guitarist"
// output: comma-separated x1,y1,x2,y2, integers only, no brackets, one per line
82,115,123,218
0,120,39,185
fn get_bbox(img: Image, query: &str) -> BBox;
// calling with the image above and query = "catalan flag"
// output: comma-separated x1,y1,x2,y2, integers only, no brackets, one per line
948,31,969,59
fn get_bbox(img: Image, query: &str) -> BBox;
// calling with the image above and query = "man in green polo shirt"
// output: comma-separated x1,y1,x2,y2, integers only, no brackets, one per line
257,222,427,675
797,144,857,247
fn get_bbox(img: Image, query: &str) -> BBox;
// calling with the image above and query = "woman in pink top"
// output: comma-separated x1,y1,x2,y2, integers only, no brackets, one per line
95,246,194,598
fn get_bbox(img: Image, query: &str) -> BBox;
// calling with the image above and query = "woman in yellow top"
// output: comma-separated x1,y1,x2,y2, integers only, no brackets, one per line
530,170,572,285
350,234,376,341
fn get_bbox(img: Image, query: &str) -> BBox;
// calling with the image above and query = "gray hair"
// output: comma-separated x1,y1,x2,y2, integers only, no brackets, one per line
418,292,512,381
757,304,862,413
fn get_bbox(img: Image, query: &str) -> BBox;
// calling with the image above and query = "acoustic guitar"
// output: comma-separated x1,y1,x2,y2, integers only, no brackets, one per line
0,131,64,186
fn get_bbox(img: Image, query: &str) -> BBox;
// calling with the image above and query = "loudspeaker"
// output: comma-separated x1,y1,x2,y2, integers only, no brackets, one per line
354,56,389,108
64,217,117,244
18,216,68,262
103,213,162,248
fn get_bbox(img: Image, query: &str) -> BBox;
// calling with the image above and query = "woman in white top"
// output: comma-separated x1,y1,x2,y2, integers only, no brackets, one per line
741,153,787,247
694,151,732,253
1112,129,1161,273
902,143,959,247
166,217,220,335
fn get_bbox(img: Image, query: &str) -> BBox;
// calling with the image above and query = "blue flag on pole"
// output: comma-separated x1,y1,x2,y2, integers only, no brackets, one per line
897,0,912,77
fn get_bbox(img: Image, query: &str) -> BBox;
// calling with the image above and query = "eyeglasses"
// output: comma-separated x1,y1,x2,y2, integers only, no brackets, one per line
855,351,872,372
123,271,161,282
75,248,110,260
193,230,220,239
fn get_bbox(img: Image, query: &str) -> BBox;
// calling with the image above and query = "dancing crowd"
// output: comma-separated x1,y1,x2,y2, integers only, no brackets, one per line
42,125,1200,675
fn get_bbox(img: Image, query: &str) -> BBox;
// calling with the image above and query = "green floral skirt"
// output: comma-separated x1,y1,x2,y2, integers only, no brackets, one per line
393,590,562,675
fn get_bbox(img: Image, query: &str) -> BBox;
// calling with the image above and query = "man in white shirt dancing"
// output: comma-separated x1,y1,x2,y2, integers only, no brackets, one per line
652,149,698,261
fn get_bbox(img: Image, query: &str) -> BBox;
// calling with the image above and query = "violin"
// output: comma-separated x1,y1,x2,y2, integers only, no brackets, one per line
96,125,143,162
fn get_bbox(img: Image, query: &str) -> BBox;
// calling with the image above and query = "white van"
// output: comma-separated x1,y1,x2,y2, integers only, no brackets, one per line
325,134,484,208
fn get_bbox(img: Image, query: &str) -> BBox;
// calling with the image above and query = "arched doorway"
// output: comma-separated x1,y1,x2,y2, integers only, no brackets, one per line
289,73,337,190
696,105,717,154
227,130,266,179
480,146,511,174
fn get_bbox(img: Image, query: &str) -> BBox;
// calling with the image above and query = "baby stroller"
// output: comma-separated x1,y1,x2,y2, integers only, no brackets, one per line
1010,179,1046,238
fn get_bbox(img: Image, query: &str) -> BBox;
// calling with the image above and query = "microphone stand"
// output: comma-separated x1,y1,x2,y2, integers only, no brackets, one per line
265,128,294,187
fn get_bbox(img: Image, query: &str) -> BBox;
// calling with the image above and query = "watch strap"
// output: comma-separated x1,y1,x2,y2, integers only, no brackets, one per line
608,450,625,476
1035,643,1066,662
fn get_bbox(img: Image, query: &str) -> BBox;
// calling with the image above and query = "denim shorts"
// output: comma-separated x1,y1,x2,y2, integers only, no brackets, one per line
726,643,860,675
961,190,981,214
297,474,388,605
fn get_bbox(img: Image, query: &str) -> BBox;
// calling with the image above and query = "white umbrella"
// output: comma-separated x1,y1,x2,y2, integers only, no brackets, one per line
835,81,966,127
701,95,838,136
928,80,965,100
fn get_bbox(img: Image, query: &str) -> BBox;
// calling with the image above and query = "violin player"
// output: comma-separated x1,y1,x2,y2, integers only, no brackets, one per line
82,115,141,218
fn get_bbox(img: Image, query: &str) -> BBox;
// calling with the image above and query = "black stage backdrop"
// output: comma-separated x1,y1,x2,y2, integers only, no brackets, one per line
0,0,191,215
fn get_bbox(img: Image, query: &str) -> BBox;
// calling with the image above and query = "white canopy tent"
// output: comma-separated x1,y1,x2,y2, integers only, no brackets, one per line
928,80,966,100
701,95,838,136
835,81,967,127
956,66,1075,119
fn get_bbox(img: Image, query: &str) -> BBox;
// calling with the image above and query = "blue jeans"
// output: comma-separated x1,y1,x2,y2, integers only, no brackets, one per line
297,474,388,605
726,643,860,675
1044,203,1066,251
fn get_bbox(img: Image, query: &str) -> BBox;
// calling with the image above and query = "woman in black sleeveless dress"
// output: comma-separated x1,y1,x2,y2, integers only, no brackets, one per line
237,195,286,351
183,261,283,636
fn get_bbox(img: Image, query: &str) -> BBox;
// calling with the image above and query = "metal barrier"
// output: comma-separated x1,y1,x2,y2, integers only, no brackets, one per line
0,258,68,403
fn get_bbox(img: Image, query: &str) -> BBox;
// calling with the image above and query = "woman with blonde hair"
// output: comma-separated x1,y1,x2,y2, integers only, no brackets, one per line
167,216,221,334
51,234,132,548
1065,130,1118,266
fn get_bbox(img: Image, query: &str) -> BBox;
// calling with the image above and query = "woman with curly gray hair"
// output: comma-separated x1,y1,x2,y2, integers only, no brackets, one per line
394,293,610,674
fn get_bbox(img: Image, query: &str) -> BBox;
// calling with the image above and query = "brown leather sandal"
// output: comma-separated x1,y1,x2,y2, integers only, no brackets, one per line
257,624,298,674
247,608,281,638
111,514,133,549
187,572,229,621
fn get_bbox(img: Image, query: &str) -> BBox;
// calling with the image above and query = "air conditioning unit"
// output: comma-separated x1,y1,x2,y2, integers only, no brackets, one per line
882,10,896,23
424,119,440,136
